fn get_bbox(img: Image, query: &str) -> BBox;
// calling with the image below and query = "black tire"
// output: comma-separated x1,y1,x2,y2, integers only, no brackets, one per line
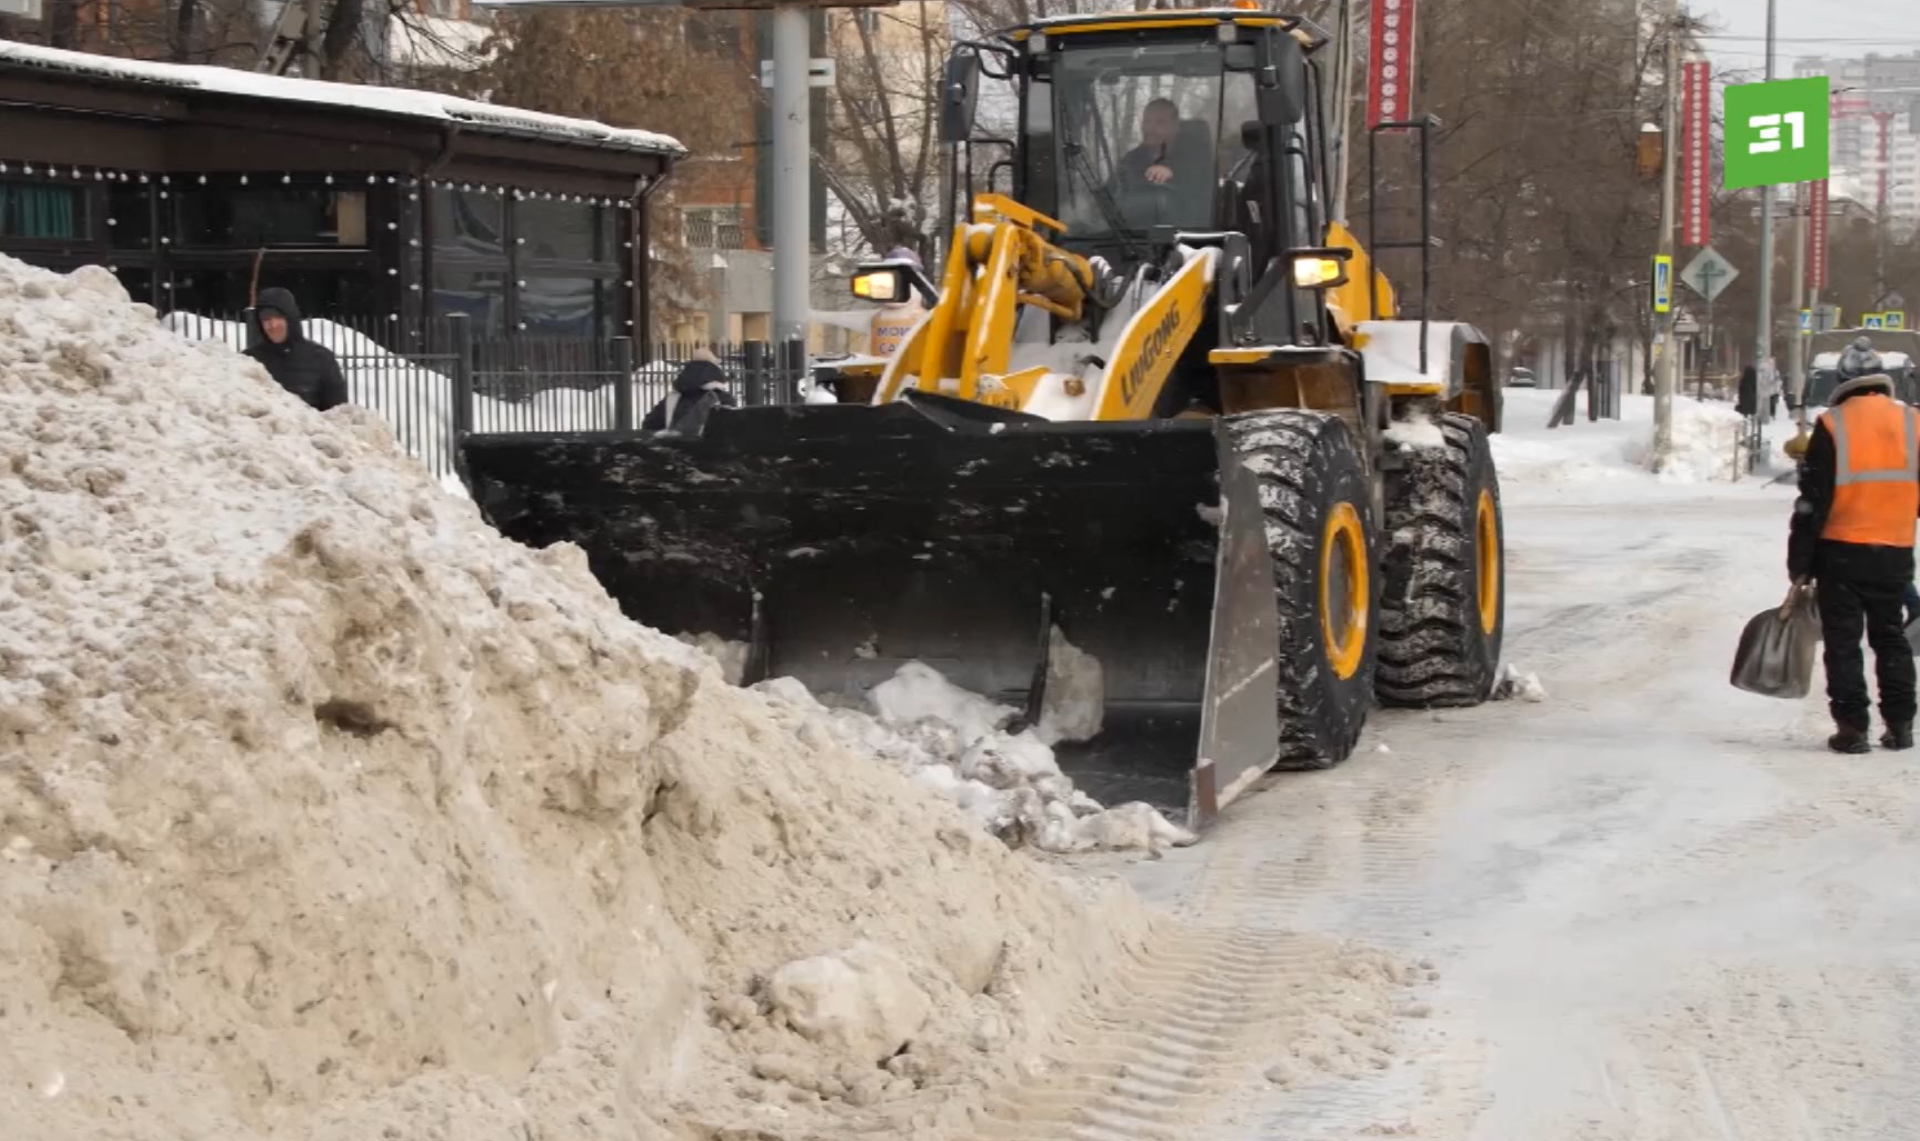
1377,413,1506,707
1226,410,1380,769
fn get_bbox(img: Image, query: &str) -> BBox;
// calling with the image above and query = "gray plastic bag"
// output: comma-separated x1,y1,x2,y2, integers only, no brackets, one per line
1730,585,1822,699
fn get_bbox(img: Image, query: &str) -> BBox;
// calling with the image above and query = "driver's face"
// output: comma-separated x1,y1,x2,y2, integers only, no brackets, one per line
1142,106,1178,147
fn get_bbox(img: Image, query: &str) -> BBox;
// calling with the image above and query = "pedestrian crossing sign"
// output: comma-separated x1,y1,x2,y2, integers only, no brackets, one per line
1864,313,1887,329
1889,311,1908,330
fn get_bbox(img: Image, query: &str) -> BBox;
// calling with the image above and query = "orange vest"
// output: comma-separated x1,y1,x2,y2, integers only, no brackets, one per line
1820,393,1920,547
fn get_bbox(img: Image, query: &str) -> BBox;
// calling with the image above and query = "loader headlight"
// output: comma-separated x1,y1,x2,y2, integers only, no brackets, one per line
851,267,910,304
1287,247,1354,290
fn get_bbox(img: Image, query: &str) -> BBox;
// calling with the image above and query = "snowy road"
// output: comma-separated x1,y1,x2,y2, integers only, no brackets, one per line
1033,457,1920,1140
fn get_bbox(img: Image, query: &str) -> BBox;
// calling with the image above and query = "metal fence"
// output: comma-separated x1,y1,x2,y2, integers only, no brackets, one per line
162,310,807,481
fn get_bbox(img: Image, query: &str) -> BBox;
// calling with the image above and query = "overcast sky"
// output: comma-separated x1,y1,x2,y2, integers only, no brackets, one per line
1699,0,1920,80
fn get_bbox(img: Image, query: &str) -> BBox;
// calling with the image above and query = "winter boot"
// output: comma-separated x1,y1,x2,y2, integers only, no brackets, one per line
1881,722,1914,751
1829,724,1873,755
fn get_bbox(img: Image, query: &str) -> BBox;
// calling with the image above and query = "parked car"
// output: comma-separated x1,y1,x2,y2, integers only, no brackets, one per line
1506,367,1537,388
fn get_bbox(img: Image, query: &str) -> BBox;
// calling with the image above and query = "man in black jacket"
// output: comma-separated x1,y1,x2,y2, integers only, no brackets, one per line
244,288,349,412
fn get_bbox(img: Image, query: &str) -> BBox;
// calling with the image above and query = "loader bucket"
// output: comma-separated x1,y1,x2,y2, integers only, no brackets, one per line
460,395,1282,828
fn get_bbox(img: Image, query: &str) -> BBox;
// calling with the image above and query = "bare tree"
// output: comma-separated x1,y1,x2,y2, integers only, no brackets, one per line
817,3,948,259
474,9,754,336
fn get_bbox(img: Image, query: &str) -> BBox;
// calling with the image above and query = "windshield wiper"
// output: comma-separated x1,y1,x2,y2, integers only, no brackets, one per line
1062,128,1149,267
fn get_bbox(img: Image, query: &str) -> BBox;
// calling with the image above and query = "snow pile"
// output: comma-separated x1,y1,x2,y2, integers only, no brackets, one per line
1492,663,1549,703
1384,410,1447,450
752,655,1194,854
1627,398,1747,484
675,631,749,686
0,258,1151,1141
1493,389,1750,488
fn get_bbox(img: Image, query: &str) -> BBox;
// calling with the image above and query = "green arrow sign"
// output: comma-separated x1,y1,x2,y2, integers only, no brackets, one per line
1724,77,1830,189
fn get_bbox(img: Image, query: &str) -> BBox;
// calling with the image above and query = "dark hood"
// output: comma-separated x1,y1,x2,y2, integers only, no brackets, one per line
673,358,727,395
253,287,305,345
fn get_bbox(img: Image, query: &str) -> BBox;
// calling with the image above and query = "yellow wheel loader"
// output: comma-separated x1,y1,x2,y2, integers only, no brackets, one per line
461,6,1507,829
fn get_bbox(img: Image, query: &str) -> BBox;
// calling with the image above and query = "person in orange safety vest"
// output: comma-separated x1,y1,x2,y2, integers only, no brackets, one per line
1788,372,1920,753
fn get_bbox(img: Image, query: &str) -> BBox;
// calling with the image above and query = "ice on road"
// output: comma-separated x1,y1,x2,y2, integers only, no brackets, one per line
1094,394,1920,1140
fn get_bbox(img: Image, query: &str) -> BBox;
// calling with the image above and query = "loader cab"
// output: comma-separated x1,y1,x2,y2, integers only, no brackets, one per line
946,11,1336,359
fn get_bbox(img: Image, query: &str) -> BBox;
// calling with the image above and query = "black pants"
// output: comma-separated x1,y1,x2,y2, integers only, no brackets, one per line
1818,577,1917,729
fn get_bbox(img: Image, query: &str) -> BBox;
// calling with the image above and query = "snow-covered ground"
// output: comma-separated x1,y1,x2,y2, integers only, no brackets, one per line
1058,391,1920,1139
17,251,1909,1141
1491,386,1777,493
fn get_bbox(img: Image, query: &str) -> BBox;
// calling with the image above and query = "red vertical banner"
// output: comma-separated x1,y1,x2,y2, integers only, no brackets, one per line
1807,177,1829,292
1680,60,1712,248
1368,0,1417,129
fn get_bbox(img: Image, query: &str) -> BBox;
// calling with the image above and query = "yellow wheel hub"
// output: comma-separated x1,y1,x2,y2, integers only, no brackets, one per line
1320,502,1368,680
1475,489,1500,635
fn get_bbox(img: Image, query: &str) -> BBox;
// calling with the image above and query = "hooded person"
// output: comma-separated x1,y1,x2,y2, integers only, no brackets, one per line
643,347,735,433
1838,335,1885,381
244,287,349,412
1788,371,1920,753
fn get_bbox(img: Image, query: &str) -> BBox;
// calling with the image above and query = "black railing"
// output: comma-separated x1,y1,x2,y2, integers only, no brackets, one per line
161,311,809,482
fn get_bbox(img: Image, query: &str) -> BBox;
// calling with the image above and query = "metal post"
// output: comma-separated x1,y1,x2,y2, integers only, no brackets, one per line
449,312,473,483
1653,0,1681,467
707,255,729,346
743,340,768,407
612,335,634,431
1331,0,1356,224
771,6,811,352
1788,183,1807,422
1754,0,1777,398
781,337,807,403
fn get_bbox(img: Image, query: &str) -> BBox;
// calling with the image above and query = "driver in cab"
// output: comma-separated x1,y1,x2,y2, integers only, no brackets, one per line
1116,98,1208,192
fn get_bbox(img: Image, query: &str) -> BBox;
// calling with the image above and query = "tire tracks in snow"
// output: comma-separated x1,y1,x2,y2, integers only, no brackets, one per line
969,744,1485,1141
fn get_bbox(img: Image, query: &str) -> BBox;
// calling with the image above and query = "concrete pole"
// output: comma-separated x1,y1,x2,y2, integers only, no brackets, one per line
1653,0,1681,466
1788,185,1807,415
1754,0,1777,392
770,6,811,350
1331,0,1356,225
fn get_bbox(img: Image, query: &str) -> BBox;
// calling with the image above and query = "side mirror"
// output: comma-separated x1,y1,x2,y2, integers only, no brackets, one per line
1287,246,1353,290
1255,33,1308,125
850,265,912,305
940,51,982,145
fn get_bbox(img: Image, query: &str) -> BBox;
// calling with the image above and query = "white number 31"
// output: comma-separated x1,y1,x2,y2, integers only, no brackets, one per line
1749,111,1806,155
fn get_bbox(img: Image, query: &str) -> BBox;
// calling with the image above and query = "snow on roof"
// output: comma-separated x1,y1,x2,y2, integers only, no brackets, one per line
0,39,683,158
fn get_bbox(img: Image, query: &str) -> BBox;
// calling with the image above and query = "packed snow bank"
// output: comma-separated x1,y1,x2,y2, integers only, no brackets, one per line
1493,388,1752,489
0,258,1151,1141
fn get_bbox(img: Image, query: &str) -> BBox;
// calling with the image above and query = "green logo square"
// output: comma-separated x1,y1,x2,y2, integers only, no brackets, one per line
1724,77,1830,189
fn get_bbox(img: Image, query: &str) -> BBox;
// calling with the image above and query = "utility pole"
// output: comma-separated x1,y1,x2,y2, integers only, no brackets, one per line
770,6,812,361
1331,0,1357,225
1653,0,1682,466
1788,181,1807,419
1754,0,1778,390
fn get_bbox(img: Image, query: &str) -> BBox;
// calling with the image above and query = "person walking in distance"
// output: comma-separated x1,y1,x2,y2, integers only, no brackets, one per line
1788,372,1920,753
244,287,349,412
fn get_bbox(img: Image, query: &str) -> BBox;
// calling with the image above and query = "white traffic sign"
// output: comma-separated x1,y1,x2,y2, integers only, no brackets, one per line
1680,247,1739,302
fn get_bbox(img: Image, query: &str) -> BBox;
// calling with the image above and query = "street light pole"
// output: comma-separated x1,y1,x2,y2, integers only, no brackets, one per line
770,5,812,357
1754,0,1778,394
1653,0,1681,466
1789,182,1807,419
